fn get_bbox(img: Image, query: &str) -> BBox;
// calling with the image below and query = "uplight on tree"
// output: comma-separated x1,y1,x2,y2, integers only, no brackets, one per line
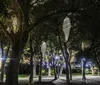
12,17,17,26
12,17,18,33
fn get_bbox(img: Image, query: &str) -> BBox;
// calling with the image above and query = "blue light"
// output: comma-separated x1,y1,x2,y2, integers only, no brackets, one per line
82,58,86,61
55,55,59,60
0,58,6,60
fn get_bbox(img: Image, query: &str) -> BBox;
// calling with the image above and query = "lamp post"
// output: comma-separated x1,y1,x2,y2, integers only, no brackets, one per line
62,16,71,83
39,41,46,82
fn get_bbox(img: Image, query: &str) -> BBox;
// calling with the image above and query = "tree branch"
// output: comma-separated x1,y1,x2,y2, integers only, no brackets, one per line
31,0,39,5
0,21,13,39
28,8,83,32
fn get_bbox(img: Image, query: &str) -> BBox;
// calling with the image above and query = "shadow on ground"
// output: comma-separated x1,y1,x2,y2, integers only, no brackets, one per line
18,82,56,85
18,81,100,85
0,81,99,85
18,80,100,85
1,77,100,85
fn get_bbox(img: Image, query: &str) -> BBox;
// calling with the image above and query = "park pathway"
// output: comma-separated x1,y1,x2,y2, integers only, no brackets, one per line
18,75,100,85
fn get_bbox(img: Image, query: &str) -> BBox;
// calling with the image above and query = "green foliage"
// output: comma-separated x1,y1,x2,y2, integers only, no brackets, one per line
19,64,30,74
72,68,81,73
42,69,54,75
50,69,54,75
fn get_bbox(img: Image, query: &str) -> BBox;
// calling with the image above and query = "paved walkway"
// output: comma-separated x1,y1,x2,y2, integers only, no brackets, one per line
18,75,100,85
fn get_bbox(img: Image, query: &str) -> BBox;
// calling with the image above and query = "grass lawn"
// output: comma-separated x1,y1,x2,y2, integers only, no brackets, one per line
18,74,29,78
4,74,29,78
72,73,99,76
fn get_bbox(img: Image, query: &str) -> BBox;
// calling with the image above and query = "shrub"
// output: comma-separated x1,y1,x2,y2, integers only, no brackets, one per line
19,63,30,74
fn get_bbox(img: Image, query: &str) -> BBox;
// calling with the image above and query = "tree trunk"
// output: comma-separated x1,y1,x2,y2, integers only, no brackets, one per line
5,32,28,85
96,58,100,75
5,43,22,85
60,65,63,75
44,62,47,75
57,65,60,78
53,58,57,80
82,60,86,80
48,65,51,76
39,52,42,82
29,38,34,85
48,62,51,76
92,66,94,75
58,35,71,82
33,64,37,77
0,41,4,82
64,42,70,84
0,43,10,82
54,66,57,80
69,62,72,80
1,61,4,82
98,67,100,75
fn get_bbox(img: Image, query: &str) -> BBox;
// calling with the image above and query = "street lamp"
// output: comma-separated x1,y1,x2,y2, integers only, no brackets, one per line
39,41,46,82
62,16,71,83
